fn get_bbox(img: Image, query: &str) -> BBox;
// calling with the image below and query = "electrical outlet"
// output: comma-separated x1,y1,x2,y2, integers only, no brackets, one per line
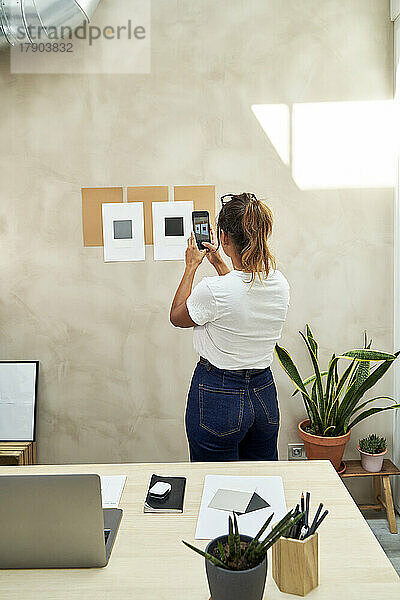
288,443,306,460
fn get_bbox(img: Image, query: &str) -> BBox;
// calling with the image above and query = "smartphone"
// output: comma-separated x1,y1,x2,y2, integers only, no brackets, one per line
192,211,211,250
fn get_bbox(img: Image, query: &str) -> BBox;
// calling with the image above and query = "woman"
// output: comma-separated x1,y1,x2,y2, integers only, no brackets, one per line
170,193,290,462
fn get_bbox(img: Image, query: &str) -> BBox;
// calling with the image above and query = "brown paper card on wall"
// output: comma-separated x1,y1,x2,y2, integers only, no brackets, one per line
127,186,169,244
82,187,123,247
174,185,216,224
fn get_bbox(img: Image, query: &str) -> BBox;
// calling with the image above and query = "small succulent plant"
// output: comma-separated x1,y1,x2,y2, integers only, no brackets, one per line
359,434,387,455
183,509,303,571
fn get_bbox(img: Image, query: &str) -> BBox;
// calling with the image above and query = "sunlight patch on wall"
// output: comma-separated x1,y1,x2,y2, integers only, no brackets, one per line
252,100,399,190
251,104,290,166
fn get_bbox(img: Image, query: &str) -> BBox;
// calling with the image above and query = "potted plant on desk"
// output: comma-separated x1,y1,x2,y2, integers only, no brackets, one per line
183,510,302,600
276,326,399,473
358,434,387,472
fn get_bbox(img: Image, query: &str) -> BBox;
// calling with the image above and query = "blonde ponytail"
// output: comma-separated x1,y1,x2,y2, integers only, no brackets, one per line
217,193,276,283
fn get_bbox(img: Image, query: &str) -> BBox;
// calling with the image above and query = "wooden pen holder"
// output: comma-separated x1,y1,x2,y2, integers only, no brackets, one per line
272,533,318,596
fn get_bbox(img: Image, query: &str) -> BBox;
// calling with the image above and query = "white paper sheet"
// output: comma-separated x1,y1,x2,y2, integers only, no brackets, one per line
0,362,37,441
152,201,193,260
195,475,286,540
100,475,127,508
102,202,145,262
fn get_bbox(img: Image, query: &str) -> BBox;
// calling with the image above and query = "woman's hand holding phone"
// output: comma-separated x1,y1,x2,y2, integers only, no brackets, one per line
203,225,219,263
185,226,230,276
185,233,206,271
203,225,231,276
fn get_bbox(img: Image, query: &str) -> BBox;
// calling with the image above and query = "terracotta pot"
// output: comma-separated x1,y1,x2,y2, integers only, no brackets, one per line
298,419,351,471
358,446,387,473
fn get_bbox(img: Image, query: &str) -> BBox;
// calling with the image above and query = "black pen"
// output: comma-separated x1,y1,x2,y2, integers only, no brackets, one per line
295,496,305,539
299,492,310,539
304,492,310,529
308,502,323,537
311,509,329,535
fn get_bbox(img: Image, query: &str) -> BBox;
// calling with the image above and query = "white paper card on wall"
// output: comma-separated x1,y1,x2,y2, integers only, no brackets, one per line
152,201,193,261
0,362,38,441
102,203,145,262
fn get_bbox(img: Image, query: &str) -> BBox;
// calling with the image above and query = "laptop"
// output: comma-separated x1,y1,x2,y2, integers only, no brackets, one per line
0,474,122,568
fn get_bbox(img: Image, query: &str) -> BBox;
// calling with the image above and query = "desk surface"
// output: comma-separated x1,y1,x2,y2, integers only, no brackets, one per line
0,461,398,599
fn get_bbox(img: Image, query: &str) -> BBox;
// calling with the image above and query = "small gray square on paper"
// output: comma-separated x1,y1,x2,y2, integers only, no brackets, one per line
113,220,133,240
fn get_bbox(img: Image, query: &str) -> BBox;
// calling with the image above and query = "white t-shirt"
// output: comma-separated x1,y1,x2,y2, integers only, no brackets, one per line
186,269,290,370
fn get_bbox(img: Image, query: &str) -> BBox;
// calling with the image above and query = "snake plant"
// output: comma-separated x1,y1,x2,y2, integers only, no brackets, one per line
183,509,303,571
275,325,400,437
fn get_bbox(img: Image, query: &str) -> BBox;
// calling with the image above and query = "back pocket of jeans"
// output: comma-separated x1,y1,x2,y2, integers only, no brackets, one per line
199,385,244,437
254,381,279,425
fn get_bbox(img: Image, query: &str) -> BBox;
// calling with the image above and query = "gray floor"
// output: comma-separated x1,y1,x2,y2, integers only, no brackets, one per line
364,510,400,575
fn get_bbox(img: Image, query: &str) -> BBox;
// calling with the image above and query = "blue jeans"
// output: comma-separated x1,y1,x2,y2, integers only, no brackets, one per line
185,359,280,462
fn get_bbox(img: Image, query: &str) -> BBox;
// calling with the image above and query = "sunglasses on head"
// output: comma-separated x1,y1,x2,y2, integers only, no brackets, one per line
220,193,257,206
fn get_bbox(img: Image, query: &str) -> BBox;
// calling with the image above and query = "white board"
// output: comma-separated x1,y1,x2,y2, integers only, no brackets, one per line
195,475,287,540
0,362,38,441
102,202,145,262
152,201,193,261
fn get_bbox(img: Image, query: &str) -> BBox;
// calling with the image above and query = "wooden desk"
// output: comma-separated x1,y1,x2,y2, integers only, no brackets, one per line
341,460,400,534
0,461,398,599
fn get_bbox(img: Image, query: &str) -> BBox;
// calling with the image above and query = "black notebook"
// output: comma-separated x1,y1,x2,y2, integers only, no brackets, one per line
144,474,187,514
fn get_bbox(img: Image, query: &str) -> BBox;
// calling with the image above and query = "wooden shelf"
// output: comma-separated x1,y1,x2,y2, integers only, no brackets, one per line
341,459,400,478
340,459,399,534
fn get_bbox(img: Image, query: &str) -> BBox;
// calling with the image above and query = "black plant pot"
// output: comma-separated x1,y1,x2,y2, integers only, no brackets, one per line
205,535,267,600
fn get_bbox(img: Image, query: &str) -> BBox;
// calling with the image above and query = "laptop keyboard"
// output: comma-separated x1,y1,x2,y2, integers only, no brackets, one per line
104,529,111,544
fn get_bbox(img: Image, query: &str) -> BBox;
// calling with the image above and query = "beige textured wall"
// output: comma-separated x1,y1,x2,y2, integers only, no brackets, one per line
0,0,394,494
